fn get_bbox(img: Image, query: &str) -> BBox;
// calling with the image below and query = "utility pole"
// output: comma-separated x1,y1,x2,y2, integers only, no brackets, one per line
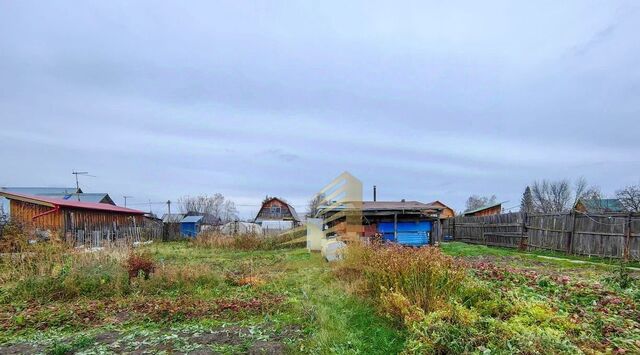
123,195,133,208
72,171,88,200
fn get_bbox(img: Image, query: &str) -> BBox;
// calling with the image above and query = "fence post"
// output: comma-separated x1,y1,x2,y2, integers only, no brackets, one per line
452,217,456,241
566,211,576,254
519,212,528,251
624,213,632,261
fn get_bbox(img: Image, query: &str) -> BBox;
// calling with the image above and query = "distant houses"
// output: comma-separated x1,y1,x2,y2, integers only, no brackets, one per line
254,197,301,231
463,202,503,217
574,198,626,214
161,212,223,238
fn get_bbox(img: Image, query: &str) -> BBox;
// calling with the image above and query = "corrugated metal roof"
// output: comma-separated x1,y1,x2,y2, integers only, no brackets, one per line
361,201,439,211
181,215,204,223
1,187,81,195
0,191,144,214
463,202,504,215
43,193,114,204
161,213,185,223
579,199,625,213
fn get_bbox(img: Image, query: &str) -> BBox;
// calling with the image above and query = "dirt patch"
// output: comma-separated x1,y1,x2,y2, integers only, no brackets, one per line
2,295,285,332
249,340,286,354
94,330,122,345
189,326,250,346
0,343,45,355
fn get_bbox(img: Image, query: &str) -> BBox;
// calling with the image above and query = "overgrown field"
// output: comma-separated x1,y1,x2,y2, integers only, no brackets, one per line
336,242,640,354
0,236,403,354
1,237,638,354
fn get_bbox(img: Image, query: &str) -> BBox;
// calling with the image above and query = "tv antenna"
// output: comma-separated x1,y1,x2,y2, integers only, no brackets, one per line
72,171,96,201
123,195,133,208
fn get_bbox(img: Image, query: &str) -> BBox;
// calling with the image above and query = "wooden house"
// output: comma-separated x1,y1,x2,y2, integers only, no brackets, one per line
574,199,625,213
426,200,455,219
254,197,300,227
463,202,503,217
0,191,145,234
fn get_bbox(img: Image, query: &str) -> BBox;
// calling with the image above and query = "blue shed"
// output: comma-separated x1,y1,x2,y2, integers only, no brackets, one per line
378,221,432,246
180,215,203,237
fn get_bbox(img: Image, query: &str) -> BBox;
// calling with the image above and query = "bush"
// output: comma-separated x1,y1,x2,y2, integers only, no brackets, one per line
339,243,466,313
126,251,155,280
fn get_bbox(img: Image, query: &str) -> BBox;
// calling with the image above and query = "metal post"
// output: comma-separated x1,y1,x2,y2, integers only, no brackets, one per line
393,213,397,242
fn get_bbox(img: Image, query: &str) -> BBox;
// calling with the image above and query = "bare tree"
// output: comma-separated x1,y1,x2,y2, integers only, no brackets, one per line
306,193,325,217
616,183,640,212
465,195,497,212
573,177,602,205
531,178,600,213
179,194,238,223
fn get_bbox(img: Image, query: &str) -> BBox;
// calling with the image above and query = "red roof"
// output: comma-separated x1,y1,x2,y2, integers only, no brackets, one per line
0,191,145,215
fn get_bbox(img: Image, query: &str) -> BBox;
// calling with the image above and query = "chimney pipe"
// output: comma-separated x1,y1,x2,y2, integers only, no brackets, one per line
373,185,377,202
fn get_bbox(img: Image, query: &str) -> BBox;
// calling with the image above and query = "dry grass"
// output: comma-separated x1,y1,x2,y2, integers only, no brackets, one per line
338,243,466,315
192,231,303,251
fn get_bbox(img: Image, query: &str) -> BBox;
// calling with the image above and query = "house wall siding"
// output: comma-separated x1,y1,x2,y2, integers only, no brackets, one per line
9,200,143,232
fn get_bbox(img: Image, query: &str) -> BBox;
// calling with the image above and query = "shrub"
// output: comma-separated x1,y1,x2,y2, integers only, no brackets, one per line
339,243,466,313
126,251,155,280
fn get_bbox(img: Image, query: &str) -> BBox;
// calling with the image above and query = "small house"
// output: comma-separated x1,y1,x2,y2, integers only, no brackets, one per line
463,202,503,217
574,199,625,214
254,197,300,228
180,215,203,237
317,200,444,247
426,200,455,219
0,191,145,238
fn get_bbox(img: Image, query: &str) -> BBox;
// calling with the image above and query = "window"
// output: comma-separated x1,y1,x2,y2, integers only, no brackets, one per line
270,206,281,215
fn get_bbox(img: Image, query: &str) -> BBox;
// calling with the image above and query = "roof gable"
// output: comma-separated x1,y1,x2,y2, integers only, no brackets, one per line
258,197,300,221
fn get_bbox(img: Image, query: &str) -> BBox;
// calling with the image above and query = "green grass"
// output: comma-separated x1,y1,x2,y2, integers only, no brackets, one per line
441,241,640,268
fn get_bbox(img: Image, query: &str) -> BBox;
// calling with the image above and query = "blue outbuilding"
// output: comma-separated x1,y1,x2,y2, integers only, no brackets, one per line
180,215,204,237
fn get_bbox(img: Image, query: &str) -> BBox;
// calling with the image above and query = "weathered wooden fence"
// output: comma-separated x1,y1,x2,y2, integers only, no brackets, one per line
66,224,163,249
442,212,640,260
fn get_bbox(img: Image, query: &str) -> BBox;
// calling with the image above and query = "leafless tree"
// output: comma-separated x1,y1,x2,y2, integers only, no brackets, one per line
530,177,601,213
616,183,640,212
179,194,238,223
465,195,497,212
306,193,325,217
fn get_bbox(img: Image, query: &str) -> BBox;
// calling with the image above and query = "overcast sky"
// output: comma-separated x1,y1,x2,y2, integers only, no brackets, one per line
1,1,639,218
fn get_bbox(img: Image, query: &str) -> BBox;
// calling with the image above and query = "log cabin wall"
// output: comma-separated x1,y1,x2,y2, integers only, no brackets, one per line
9,200,143,232
10,200,63,230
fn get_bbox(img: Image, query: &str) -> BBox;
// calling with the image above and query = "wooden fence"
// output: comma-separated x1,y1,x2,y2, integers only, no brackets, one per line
442,212,640,260
66,224,163,249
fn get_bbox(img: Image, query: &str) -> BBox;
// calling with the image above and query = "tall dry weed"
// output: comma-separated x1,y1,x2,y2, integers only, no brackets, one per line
339,243,466,315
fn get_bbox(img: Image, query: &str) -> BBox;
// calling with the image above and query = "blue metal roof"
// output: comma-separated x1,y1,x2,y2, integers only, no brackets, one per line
181,215,204,223
1,187,80,195
45,193,114,204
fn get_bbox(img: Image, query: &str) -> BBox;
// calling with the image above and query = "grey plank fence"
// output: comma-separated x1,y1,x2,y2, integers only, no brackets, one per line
66,224,163,249
442,212,640,260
